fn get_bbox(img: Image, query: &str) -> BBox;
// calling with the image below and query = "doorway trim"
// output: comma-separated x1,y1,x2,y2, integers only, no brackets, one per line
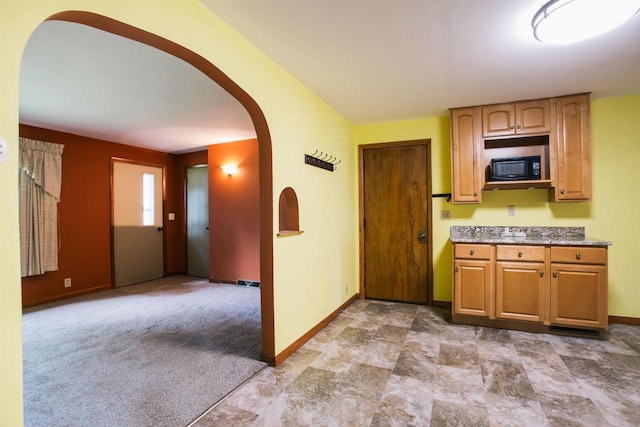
47,11,276,364
358,139,433,306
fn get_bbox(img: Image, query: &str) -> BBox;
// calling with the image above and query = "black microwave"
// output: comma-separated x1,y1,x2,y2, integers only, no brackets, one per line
490,156,541,181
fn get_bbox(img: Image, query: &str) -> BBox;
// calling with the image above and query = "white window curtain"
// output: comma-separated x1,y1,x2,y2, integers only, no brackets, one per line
19,137,64,277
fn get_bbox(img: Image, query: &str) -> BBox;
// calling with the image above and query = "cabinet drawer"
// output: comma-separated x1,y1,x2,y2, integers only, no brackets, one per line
550,246,607,265
496,245,545,262
454,244,492,260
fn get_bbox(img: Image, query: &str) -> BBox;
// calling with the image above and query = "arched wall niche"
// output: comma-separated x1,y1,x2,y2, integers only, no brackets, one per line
44,11,276,364
278,187,301,236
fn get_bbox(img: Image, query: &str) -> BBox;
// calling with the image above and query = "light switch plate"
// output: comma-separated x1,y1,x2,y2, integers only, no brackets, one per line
0,139,7,164
168,213,176,220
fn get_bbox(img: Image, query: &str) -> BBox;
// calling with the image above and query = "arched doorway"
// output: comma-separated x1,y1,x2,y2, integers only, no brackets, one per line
42,11,276,363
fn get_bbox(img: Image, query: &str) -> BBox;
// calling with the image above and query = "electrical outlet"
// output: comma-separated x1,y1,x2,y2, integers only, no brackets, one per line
508,205,516,216
64,278,71,288
441,210,451,220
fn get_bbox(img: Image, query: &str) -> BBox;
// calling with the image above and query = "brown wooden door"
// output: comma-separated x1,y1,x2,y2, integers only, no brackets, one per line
362,142,431,304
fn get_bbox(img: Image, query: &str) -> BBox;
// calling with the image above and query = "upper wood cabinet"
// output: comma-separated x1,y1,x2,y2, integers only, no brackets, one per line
449,93,591,204
554,94,592,201
482,100,552,138
450,107,483,203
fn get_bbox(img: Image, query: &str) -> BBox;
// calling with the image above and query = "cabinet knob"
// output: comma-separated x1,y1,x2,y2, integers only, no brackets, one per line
510,125,515,130
470,250,475,256
518,251,523,258
553,272,558,278
540,271,544,277
455,266,460,272
473,192,478,197
560,188,566,194
516,125,521,129
576,253,581,260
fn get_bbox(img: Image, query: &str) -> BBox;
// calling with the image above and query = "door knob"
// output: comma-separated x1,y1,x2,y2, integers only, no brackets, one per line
157,226,164,231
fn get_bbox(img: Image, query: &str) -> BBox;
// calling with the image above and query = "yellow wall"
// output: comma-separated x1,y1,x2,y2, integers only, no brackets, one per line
0,2,357,425
353,93,640,318
3,2,639,425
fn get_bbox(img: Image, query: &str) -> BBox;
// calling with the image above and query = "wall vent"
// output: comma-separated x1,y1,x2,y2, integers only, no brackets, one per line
236,279,260,288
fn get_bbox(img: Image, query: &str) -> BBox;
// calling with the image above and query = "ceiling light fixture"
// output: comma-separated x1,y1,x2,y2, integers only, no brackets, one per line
532,0,640,44
221,164,238,176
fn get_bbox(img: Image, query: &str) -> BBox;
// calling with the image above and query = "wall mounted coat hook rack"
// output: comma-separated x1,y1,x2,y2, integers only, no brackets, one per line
305,150,341,172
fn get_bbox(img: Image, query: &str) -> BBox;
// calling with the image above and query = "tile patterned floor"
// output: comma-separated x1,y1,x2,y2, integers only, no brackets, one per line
192,299,640,426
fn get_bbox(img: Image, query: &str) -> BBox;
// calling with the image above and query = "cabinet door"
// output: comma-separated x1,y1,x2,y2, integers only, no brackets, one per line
554,94,592,201
450,107,483,203
482,104,515,138
516,99,551,135
496,261,545,323
454,259,493,318
483,101,552,138
550,263,607,329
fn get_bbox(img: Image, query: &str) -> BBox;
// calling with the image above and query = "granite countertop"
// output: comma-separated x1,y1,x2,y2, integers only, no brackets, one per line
450,226,612,246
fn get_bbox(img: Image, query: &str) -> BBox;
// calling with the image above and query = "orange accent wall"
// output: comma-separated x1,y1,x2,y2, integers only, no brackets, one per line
18,125,195,306
20,125,258,306
208,139,260,282
19,125,172,306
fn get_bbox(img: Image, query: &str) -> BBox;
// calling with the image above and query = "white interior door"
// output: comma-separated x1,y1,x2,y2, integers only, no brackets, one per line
113,161,164,287
186,166,210,278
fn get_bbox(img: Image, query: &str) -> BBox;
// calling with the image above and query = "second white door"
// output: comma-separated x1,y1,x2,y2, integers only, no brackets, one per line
186,166,210,278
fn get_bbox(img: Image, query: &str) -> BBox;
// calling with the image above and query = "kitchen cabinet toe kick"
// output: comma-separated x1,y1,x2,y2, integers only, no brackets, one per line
451,313,607,339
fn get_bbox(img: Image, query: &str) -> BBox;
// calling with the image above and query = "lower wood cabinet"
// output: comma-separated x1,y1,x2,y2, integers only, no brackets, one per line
550,246,608,330
496,261,545,323
452,243,608,337
453,244,493,317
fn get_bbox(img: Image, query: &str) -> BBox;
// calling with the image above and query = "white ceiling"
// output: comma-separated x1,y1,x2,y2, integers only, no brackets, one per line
20,21,256,154
19,1,640,153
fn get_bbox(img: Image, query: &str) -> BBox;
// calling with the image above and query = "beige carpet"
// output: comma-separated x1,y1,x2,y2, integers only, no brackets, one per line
22,276,265,427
